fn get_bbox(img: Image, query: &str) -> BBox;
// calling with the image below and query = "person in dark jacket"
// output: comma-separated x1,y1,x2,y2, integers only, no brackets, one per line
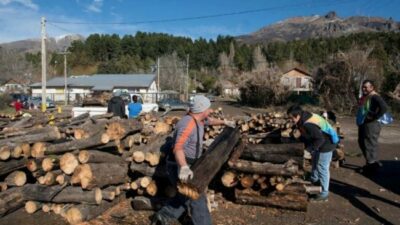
107,90,126,118
287,105,339,202
356,80,388,175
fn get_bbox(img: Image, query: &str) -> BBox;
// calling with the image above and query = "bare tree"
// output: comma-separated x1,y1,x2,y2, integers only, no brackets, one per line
159,52,185,92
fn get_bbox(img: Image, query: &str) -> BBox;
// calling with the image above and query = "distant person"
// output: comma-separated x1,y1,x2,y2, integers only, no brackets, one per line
356,80,388,175
128,95,142,119
287,105,339,202
107,90,126,118
13,99,22,113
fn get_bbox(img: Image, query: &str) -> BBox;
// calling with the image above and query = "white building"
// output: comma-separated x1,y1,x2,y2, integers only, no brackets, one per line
30,74,158,102
280,68,313,92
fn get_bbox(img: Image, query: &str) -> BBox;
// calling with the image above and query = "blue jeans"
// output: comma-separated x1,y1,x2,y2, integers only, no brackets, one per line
157,162,212,225
310,151,333,198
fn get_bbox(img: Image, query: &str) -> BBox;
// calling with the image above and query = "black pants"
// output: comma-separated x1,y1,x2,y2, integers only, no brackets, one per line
358,121,381,164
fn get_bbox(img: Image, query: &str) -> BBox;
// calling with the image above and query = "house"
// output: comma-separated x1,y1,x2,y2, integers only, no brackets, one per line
0,78,26,93
280,68,313,92
30,74,158,102
220,80,240,97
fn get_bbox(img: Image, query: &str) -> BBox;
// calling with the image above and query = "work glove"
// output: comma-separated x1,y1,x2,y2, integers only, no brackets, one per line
224,119,236,128
178,165,194,182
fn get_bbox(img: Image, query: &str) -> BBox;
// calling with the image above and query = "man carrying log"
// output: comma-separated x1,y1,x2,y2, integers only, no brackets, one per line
151,95,235,225
287,105,339,203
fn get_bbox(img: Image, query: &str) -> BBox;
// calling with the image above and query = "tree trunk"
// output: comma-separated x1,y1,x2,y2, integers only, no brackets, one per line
0,126,62,145
4,171,27,187
0,186,25,217
65,196,123,224
245,143,304,156
78,150,125,164
0,158,27,176
228,159,301,176
52,186,102,205
235,188,308,211
178,127,240,200
44,131,110,155
72,163,129,190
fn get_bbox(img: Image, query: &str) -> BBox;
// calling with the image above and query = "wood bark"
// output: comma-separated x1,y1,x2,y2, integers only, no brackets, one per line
0,186,25,217
72,163,129,190
228,159,301,176
244,143,304,156
65,196,123,224
4,170,27,187
0,158,27,176
44,131,110,155
178,127,240,200
0,126,62,145
52,186,102,205
78,150,125,164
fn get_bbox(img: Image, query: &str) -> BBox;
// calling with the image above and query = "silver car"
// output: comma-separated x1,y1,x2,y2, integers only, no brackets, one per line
158,98,189,111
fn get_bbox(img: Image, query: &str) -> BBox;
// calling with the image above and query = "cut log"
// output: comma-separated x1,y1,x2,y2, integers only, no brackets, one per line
72,163,129,190
235,188,308,211
65,196,123,224
78,150,124,164
240,175,255,189
22,184,66,202
5,170,27,187
221,171,238,188
145,152,160,166
0,146,11,160
31,142,47,158
101,186,116,201
25,201,42,214
44,131,110,155
241,151,303,165
105,120,142,141
244,143,304,156
132,151,145,163
0,158,27,176
0,186,25,217
42,156,60,172
178,127,240,200
52,186,102,205
56,174,71,185
0,182,7,192
0,126,62,145
228,159,301,176
146,180,158,196
41,170,63,186
60,153,79,175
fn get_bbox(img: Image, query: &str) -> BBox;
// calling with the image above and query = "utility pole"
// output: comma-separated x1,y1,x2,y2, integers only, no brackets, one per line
186,54,189,101
41,17,47,112
60,49,70,105
157,57,160,93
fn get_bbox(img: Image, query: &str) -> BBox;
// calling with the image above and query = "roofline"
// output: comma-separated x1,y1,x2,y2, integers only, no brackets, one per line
283,67,311,76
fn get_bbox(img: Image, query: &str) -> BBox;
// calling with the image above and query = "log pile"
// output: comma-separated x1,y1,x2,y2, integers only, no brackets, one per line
0,110,173,224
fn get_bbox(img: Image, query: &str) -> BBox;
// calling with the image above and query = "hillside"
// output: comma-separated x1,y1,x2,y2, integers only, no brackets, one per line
237,11,400,44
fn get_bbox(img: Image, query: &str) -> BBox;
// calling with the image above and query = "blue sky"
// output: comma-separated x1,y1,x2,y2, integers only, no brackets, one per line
0,0,399,43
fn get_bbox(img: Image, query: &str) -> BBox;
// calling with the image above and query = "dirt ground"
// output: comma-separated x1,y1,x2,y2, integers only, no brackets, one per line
1,100,399,225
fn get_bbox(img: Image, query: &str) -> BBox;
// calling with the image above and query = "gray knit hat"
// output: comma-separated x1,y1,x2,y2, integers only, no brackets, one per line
190,95,211,113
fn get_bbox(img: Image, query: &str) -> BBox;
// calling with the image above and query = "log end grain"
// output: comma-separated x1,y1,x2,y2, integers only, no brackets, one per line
60,153,79,175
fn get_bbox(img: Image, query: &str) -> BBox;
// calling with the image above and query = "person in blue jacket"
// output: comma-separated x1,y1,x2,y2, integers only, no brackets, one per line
128,95,142,119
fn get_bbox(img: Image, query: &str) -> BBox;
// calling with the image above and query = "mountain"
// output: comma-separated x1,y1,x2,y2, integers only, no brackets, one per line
0,34,85,53
237,11,400,44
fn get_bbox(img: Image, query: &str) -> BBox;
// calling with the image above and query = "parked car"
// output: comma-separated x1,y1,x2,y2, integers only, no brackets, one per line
206,94,216,102
28,96,56,108
158,98,189,111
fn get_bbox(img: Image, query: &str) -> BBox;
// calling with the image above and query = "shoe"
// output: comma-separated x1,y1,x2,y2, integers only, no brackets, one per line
150,213,169,225
309,194,328,203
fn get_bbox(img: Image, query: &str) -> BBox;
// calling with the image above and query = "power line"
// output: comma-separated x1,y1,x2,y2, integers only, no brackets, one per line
48,0,352,25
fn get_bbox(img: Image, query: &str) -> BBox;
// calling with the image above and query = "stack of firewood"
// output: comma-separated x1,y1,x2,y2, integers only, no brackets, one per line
0,110,181,224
